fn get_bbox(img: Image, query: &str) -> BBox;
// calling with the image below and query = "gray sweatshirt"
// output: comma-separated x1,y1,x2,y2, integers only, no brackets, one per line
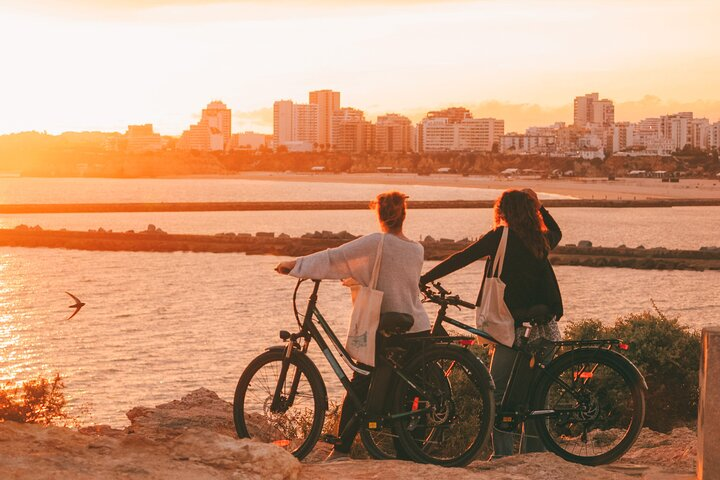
289,232,431,333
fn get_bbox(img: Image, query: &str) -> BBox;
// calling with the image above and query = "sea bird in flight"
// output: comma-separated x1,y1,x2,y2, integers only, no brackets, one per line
65,292,85,320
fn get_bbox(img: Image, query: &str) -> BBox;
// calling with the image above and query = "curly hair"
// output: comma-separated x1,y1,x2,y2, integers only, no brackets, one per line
493,189,549,259
371,191,408,231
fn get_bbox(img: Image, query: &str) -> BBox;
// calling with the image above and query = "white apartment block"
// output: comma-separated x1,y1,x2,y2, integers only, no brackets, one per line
273,100,319,151
419,115,504,152
500,134,556,154
710,122,720,150
309,90,341,148
573,93,614,127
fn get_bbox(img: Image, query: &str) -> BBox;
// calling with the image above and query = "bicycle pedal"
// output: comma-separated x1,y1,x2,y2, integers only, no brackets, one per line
320,434,341,445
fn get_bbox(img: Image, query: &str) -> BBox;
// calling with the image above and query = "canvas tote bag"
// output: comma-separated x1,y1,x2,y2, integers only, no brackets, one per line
475,227,516,347
345,234,385,366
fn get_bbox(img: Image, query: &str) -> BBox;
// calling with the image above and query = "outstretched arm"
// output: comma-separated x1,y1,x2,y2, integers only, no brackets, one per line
420,229,500,284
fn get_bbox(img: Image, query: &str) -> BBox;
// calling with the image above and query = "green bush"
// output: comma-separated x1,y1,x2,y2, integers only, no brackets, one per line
563,309,700,432
0,374,70,425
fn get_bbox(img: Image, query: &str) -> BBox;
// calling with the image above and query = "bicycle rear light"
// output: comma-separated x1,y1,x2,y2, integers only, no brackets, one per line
458,339,474,346
412,397,419,411
272,440,291,447
618,342,630,350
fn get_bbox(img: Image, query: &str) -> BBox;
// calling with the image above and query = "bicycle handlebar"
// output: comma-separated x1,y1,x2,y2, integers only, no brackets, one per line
421,282,475,310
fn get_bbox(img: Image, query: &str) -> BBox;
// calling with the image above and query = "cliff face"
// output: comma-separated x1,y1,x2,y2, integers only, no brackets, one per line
0,388,696,480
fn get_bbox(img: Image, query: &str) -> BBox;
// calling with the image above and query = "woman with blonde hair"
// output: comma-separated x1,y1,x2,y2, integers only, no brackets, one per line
276,190,430,460
420,188,563,457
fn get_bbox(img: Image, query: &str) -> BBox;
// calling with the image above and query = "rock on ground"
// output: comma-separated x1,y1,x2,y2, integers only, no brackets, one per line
0,388,698,480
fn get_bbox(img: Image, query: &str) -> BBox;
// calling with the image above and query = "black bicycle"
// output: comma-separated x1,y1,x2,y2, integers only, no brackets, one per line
233,278,495,467
421,282,647,466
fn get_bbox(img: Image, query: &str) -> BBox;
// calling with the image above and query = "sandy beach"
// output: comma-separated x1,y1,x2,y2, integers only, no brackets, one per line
214,172,720,200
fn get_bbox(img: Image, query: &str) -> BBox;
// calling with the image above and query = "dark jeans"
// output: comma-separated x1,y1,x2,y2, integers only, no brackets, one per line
490,343,546,457
335,330,429,453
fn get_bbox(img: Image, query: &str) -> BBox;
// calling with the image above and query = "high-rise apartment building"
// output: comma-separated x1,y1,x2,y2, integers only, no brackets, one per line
309,89,341,148
418,109,503,152
177,101,231,151
375,114,414,153
273,100,319,151
332,108,372,153
202,101,232,148
573,93,614,127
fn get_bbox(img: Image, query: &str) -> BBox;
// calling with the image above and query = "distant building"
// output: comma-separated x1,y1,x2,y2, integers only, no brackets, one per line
418,108,503,152
500,133,556,154
230,131,270,150
309,89,341,148
709,122,720,150
611,122,635,152
332,107,372,153
573,93,614,127
177,101,232,151
125,124,164,152
375,114,414,153
273,100,318,151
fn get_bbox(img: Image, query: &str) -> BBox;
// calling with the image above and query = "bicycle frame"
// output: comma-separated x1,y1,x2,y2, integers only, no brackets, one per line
274,279,444,440
425,289,635,422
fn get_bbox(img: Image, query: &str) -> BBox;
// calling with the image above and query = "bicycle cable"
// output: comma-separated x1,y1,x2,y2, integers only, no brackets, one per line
292,278,307,328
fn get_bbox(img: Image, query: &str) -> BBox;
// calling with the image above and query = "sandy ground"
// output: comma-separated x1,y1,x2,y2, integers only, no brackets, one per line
207,172,720,200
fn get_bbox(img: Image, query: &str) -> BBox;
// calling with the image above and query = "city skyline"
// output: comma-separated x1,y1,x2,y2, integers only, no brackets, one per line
1,0,719,136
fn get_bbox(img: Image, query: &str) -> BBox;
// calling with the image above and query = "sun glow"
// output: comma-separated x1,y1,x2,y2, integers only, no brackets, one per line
1,0,719,135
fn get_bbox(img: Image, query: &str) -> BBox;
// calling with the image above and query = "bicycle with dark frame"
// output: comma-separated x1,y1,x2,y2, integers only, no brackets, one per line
421,281,647,466
233,278,496,467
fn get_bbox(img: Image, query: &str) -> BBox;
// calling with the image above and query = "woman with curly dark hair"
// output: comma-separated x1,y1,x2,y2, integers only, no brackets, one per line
420,188,563,457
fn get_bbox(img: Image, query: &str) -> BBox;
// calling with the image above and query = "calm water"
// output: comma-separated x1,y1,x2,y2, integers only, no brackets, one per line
1,247,718,426
0,177,718,427
2,206,719,249
0,176,573,204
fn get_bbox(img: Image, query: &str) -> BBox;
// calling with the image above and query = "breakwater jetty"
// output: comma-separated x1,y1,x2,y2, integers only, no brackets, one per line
2,225,719,271
2,198,720,214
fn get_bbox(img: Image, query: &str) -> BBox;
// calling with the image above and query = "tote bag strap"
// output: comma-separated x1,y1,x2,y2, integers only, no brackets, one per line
490,227,509,278
369,234,385,289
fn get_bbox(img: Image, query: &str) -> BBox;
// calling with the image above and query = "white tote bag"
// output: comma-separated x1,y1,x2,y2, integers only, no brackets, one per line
475,227,516,347
345,234,385,366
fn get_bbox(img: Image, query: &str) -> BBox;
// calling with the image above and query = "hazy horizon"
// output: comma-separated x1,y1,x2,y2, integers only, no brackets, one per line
2,0,719,135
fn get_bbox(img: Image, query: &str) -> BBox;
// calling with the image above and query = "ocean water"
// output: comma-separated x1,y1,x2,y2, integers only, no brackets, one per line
1,247,718,426
0,177,718,427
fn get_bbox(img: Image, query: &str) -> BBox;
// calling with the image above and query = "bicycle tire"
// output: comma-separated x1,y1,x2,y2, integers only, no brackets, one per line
360,424,401,459
530,348,645,466
392,344,494,467
233,348,327,460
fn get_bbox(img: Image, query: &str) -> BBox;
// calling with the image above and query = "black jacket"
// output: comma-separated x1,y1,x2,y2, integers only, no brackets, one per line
420,206,563,323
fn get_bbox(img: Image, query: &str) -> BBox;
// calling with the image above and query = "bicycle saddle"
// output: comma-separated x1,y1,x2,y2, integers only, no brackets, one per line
378,312,414,337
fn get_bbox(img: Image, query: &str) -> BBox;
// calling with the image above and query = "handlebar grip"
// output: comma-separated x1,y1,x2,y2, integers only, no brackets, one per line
458,299,476,309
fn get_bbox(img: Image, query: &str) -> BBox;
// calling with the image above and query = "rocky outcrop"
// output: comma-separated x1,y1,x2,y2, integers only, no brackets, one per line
2,226,719,271
0,388,698,479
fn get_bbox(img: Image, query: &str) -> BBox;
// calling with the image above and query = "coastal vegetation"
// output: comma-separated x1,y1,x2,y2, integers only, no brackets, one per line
0,373,70,425
1,131,718,178
564,309,701,432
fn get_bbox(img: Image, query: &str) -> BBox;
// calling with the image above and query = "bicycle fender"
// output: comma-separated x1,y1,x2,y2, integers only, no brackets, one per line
265,345,330,410
549,348,648,391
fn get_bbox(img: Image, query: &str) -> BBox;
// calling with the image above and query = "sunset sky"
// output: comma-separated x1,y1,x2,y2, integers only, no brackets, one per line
1,0,719,135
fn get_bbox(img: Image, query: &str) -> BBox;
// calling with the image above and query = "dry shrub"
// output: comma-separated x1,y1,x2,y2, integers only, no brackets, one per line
0,373,71,425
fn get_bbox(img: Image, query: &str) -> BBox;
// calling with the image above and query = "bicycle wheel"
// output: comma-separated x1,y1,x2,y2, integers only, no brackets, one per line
392,344,495,467
234,348,326,460
360,423,401,459
530,348,645,465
